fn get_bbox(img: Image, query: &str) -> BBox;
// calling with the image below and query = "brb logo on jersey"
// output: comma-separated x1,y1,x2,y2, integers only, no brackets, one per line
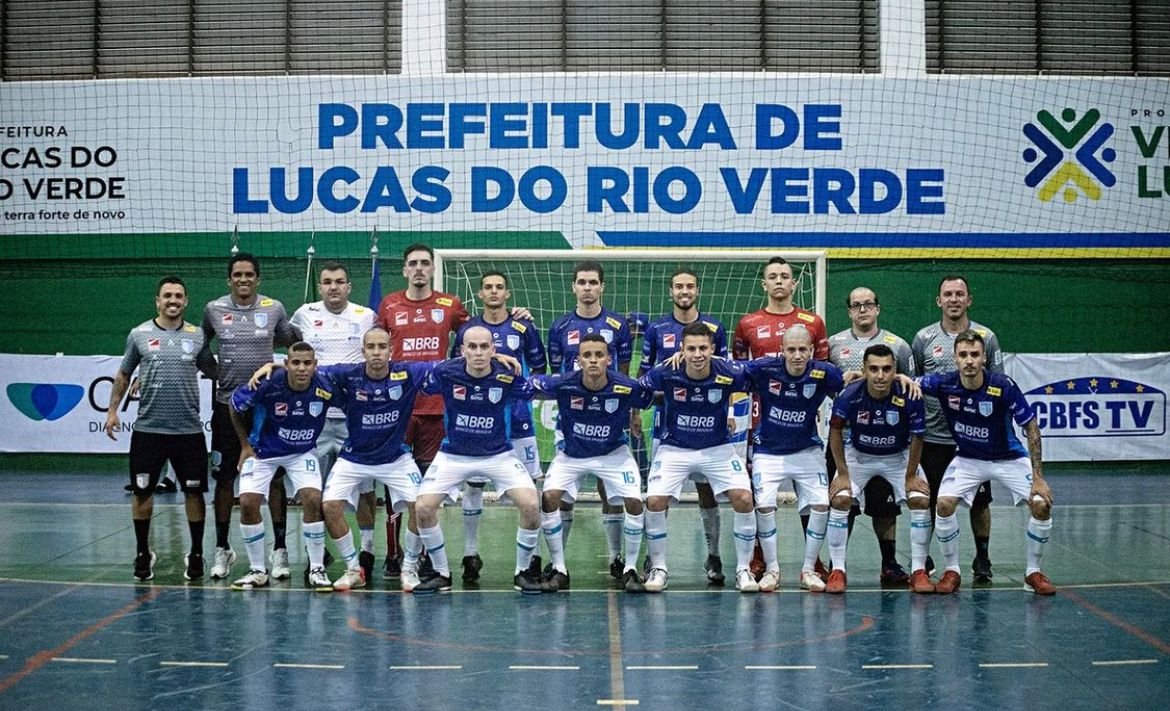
1023,108,1116,204
1028,377,1165,438
7,383,85,421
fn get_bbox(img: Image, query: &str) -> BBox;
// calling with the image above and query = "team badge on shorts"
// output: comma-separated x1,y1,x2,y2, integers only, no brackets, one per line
431,309,445,324
254,313,269,328
310,402,323,417
605,398,619,413
803,383,817,399
979,401,994,417
488,387,503,403
708,389,723,403
506,334,520,350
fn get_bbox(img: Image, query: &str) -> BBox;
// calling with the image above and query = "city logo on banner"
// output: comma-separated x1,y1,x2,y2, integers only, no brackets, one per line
1023,108,1116,203
6,383,85,421
1027,377,1165,438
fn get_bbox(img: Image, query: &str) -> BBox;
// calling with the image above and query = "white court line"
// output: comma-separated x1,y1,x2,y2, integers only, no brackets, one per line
597,701,639,706
626,665,698,671
509,665,581,670
862,663,933,670
745,665,817,670
273,663,344,670
1091,659,1159,666
390,665,462,670
979,662,1050,669
0,654,9,660
51,657,116,664
160,661,230,668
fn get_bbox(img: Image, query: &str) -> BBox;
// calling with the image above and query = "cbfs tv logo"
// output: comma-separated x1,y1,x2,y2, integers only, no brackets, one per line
1027,377,1165,438
6,383,85,421
1023,108,1116,203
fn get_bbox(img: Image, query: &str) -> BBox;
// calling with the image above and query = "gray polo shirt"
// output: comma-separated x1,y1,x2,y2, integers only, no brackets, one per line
828,328,915,374
202,293,299,404
119,319,216,435
911,320,1003,444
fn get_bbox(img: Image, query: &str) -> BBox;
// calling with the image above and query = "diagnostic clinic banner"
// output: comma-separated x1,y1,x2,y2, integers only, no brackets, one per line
0,354,213,454
1005,352,1170,462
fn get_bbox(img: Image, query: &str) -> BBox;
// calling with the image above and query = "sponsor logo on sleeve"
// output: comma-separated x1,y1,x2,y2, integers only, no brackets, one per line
436,297,453,307
274,402,288,417
453,385,466,400
567,330,580,346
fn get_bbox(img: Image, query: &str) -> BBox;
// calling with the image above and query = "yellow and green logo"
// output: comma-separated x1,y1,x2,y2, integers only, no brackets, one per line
1023,108,1116,203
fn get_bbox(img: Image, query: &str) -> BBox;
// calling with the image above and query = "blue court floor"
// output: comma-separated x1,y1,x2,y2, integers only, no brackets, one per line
1,466,1168,709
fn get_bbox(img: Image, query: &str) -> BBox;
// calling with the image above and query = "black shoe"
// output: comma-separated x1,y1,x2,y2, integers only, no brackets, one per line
418,553,435,579
705,554,726,586
124,483,134,493
528,554,543,578
880,560,911,588
925,555,937,577
359,551,375,583
623,568,645,593
462,554,483,582
609,556,624,580
133,551,156,581
383,552,403,579
642,555,652,576
513,569,545,594
544,569,570,592
184,552,204,581
972,556,994,585
156,479,178,493
541,562,555,581
412,573,453,594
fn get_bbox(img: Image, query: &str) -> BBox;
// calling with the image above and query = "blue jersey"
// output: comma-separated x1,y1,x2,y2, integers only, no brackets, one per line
639,358,749,450
231,371,334,459
744,358,844,455
547,308,634,373
639,313,729,440
831,381,926,456
531,371,654,459
451,315,547,436
318,362,435,465
422,359,535,456
917,370,1034,461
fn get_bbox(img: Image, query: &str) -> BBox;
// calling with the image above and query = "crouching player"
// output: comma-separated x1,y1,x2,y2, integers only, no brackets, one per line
918,330,1054,595
827,344,929,594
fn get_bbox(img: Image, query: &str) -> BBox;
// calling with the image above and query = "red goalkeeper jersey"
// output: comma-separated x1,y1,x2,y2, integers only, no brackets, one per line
377,289,469,416
733,307,829,360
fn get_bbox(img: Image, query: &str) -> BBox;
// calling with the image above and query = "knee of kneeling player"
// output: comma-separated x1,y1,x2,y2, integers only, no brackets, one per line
830,494,852,511
906,492,930,510
1029,497,1051,520
935,497,958,518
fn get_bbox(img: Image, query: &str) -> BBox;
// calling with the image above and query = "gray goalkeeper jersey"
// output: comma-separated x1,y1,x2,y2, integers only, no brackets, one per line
202,294,300,404
911,319,1003,444
119,319,216,435
828,328,915,374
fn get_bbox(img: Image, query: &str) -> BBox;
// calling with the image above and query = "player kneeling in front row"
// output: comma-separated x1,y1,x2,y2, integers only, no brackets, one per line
639,322,759,593
827,344,930,594
229,342,334,590
532,335,655,592
918,330,1055,595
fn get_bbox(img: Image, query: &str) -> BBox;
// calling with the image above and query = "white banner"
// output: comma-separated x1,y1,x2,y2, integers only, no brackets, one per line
1005,352,1170,462
0,353,213,453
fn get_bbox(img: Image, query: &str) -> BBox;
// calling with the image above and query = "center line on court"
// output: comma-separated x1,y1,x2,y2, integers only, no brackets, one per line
979,662,1049,669
509,665,580,670
597,701,639,707
160,661,230,668
746,665,817,670
389,665,462,670
626,665,698,671
1091,659,1158,666
273,663,344,670
862,663,933,670
51,657,116,665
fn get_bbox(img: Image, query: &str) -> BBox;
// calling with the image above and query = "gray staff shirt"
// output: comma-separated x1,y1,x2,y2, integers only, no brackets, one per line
119,319,216,435
911,319,1003,444
202,294,299,404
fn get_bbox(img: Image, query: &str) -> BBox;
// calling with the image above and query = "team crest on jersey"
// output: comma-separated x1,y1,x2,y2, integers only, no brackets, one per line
887,410,900,425
803,383,817,399
663,333,676,348
453,385,466,400
395,312,409,326
708,390,723,404
355,391,368,402
756,325,770,339
309,402,323,417
605,398,619,413
570,396,584,410
254,313,269,328
388,385,402,401
181,339,195,354
147,338,160,351
613,385,632,395
600,329,613,343
567,330,580,345
768,380,782,396
274,403,288,417
221,314,233,325
506,334,521,350
673,387,687,402
948,395,961,410
979,401,994,417
349,323,361,335
488,387,503,403
430,309,444,324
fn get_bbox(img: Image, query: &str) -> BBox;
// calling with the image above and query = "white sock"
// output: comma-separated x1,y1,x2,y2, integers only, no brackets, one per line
645,509,669,570
332,533,358,570
515,527,539,574
403,529,423,572
462,486,484,556
802,509,828,572
909,509,933,572
700,506,721,557
359,526,375,554
418,524,450,576
755,510,779,572
602,512,624,559
1026,516,1052,575
560,508,575,547
240,522,266,571
935,513,961,572
541,510,567,573
732,511,757,572
623,512,644,572
827,509,849,573
302,520,326,568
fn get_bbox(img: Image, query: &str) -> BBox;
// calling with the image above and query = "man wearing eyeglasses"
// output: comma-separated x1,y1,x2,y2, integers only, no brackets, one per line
828,287,915,587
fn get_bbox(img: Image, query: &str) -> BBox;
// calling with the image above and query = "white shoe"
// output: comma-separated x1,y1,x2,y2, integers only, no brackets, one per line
270,548,291,580
758,570,780,593
401,567,421,593
644,567,669,593
231,569,269,590
800,568,826,592
307,566,332,591
210,547,237,580
333,568,366,592
736,569,760,593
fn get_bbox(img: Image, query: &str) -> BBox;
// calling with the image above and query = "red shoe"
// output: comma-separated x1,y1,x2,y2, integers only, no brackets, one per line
910,569,935,594
935,570,961,594
749,541,765,581
826,569,847,594
814,558,830,582
1024,571,1056,595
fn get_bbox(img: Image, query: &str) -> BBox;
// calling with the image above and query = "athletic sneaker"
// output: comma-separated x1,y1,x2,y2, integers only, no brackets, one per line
758,570,780,593
307,566,332,592
333,568,366,592
358,551,375,583
133,550,157,581
622,569,646,593
826,569,847,594
909,569,935,594
400,568,422,593
412,573,453,594
418,554,436,579
643,567,669,593
383,552,403,579
935,570,961,594
528,554,543,578
209,547,237,580
735,569,760,593
705,554,726,586
302,550,335,582
462,554,483,582
156,479,178,493
184,552,205,581
749,542,765,580
270,548,291,580
972,556,994,585
880,560,910,588
513,569,545,594
800,568,826,592
231,569,270,590
544,569,571,592
814,558,830,582
609,556,625,580
1024,571,1056,595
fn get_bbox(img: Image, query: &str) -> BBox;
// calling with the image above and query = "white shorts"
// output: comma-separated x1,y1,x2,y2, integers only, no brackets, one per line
939,456,1034,508
646,443,750,504
239,451,320,498
843,447,927,506
317,419,375,495
468,436,541,485
751,448,829,514
652,437,710,485
419,450,536,505
544,445,642,505
322,455,421,513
